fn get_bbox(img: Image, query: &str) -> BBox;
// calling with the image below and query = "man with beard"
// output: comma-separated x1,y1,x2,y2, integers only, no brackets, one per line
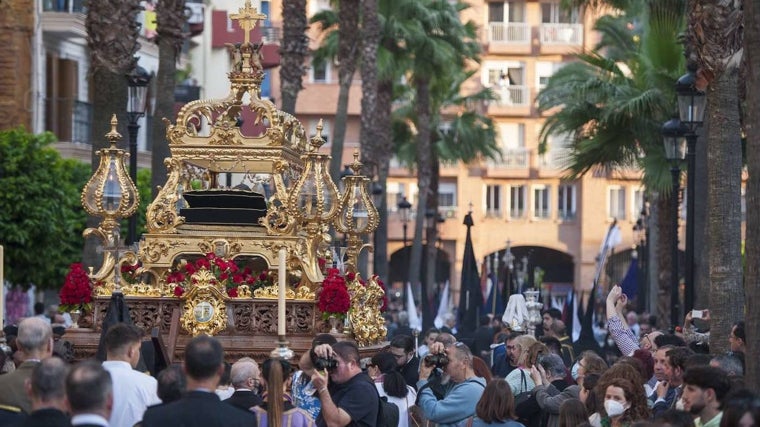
389,335,420,390
681,366,731,427
491,332,522,377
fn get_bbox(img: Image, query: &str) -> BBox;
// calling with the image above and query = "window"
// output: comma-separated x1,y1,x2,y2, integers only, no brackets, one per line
309,0,331,15
541,2,576,23
509,185,527,219
498,123,526,149
485,185,502,217
533,185,551,219
488,1,526,23
311,59,329,83
536,61,563,89
438,182,457,208
485,64,525,87
632,187,645,220
558,184,576,220
608,186,626,220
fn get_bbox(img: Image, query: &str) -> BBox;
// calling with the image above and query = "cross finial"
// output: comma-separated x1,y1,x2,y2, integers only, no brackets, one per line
230,0,267,45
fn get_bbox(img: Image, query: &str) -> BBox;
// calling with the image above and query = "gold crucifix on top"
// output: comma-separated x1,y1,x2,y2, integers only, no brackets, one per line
230,0,267,45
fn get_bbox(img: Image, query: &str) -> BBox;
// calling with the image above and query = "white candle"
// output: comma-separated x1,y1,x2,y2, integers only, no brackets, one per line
278,248,286,336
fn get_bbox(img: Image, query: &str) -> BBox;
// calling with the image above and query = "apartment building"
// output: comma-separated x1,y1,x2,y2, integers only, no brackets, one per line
31,0,643,305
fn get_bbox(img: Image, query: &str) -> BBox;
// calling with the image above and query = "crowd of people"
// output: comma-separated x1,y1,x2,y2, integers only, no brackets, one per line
0,284,756,427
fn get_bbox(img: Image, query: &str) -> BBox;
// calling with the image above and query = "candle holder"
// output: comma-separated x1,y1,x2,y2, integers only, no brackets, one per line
270,335,294,361
333,151,379,273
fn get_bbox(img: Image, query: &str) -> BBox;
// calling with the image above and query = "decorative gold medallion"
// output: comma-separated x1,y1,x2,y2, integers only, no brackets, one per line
179,270,229,336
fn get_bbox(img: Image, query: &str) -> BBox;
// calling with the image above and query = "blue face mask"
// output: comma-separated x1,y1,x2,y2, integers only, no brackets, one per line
571,361,580,381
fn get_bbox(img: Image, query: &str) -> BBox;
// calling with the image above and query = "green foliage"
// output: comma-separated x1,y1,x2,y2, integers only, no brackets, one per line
120,168,152,238
0,128,90,289
536,0,685,192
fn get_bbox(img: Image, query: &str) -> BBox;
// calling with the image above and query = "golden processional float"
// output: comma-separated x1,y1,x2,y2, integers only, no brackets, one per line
66,1,386,362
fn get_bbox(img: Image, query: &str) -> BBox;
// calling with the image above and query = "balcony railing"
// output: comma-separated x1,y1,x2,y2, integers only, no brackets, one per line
488,148,530,169
41,0,85,13
45,98,92,144
488,22,531,44
261,26,281,44
540,23,583,45
494,85,530,107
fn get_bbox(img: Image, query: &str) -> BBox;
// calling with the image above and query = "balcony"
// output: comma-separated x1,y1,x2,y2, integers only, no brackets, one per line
487,86,532,116
539,23,583,53
40,0,86,39
487,148,531,172
487,22,531,54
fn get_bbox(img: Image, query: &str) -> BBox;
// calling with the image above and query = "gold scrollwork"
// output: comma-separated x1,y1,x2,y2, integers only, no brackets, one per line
179,269,229,336
348,274,387,346
139,240,184,263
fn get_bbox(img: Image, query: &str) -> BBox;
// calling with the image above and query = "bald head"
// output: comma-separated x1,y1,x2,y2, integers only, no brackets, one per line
17,317,53,359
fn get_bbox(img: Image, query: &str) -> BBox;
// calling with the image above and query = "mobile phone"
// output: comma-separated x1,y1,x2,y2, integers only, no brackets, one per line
691,309,703,319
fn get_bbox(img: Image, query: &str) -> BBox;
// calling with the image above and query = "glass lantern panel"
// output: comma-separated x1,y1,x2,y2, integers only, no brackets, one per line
349,186,369,232
102,157,122,212
297,169,318,219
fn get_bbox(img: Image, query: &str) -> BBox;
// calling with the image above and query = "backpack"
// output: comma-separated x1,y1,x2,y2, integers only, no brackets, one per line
377,395,400,427
366,375,400,427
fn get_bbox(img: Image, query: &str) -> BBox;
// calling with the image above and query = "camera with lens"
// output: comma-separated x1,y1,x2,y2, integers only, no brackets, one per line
424,352,449,369
313,355,338,371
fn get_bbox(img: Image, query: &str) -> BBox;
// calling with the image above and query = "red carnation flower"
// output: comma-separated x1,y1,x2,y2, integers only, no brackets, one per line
173,286,184,297
227,287,238,298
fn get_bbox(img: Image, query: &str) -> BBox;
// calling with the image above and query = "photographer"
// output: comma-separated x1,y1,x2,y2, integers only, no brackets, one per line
417,341,486,427
311,341,378,427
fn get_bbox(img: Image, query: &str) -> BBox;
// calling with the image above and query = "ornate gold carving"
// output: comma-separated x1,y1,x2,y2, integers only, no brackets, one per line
348,274,387,346
139,240,184,263
179,269,229,336
145,158,184,233
253,284,295,299
294,286,315,300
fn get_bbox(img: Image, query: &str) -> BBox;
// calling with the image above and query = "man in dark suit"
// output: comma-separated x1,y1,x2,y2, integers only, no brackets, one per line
66,360,113,427
224,357,263,410
16,357,72,427
0,317,54,414
390,335,420,390
141,335,257,427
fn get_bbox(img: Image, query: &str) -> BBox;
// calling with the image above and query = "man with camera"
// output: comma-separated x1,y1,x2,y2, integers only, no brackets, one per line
416,341,486,427
311,341,379,427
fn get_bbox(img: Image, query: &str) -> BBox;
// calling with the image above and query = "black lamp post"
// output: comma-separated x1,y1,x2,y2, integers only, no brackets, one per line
675,67,706,314
397,197,412,246
662,117,688,330
125,65,152,246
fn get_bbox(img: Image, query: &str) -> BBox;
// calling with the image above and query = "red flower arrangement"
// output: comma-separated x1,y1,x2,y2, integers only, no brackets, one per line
120,263,141,285
318,268,351,320
166,253,274,298
59,263,93,312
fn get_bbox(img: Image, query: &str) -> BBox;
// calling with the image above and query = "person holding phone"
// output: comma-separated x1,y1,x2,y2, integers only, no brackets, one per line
682,310,711,347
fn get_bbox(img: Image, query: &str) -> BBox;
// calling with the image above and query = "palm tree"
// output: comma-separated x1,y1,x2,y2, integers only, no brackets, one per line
310,1,361,184
537,0,686,328
393,71,499,330
359,0,386,280
685,0,744,353
150,0,187,198
280,0,309,114
743,0,760,391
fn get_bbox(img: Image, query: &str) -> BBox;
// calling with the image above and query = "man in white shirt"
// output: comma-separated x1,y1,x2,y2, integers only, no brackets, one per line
102,324,160,426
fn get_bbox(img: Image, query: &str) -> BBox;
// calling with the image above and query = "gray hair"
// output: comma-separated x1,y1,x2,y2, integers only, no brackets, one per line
30,357,69,402
540,353,567,378
230,357,260,388
17,317,53,353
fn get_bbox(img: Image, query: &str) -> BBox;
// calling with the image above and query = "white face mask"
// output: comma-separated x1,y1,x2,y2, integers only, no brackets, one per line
604,399,627,417
571,361,580,381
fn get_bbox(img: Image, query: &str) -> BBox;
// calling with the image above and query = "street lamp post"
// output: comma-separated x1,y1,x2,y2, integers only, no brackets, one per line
662,117,688,330
397,197,412,247
125,65,152,246
675,67,706,314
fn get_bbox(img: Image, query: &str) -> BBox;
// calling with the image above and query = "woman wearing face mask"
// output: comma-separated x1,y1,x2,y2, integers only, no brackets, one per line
600,378,650,427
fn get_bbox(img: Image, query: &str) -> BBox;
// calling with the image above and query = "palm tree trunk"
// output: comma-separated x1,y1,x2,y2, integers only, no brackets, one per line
743,0,760,391
280,0,308,114
654,193,675,330
150,0,186,199
410,79,432,323
329,0,359,183
705,66,744,353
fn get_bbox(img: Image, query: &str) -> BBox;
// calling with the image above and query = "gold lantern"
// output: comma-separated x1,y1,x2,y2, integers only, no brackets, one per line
81,114,140,281
334,151,379,273
288,120,340,284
